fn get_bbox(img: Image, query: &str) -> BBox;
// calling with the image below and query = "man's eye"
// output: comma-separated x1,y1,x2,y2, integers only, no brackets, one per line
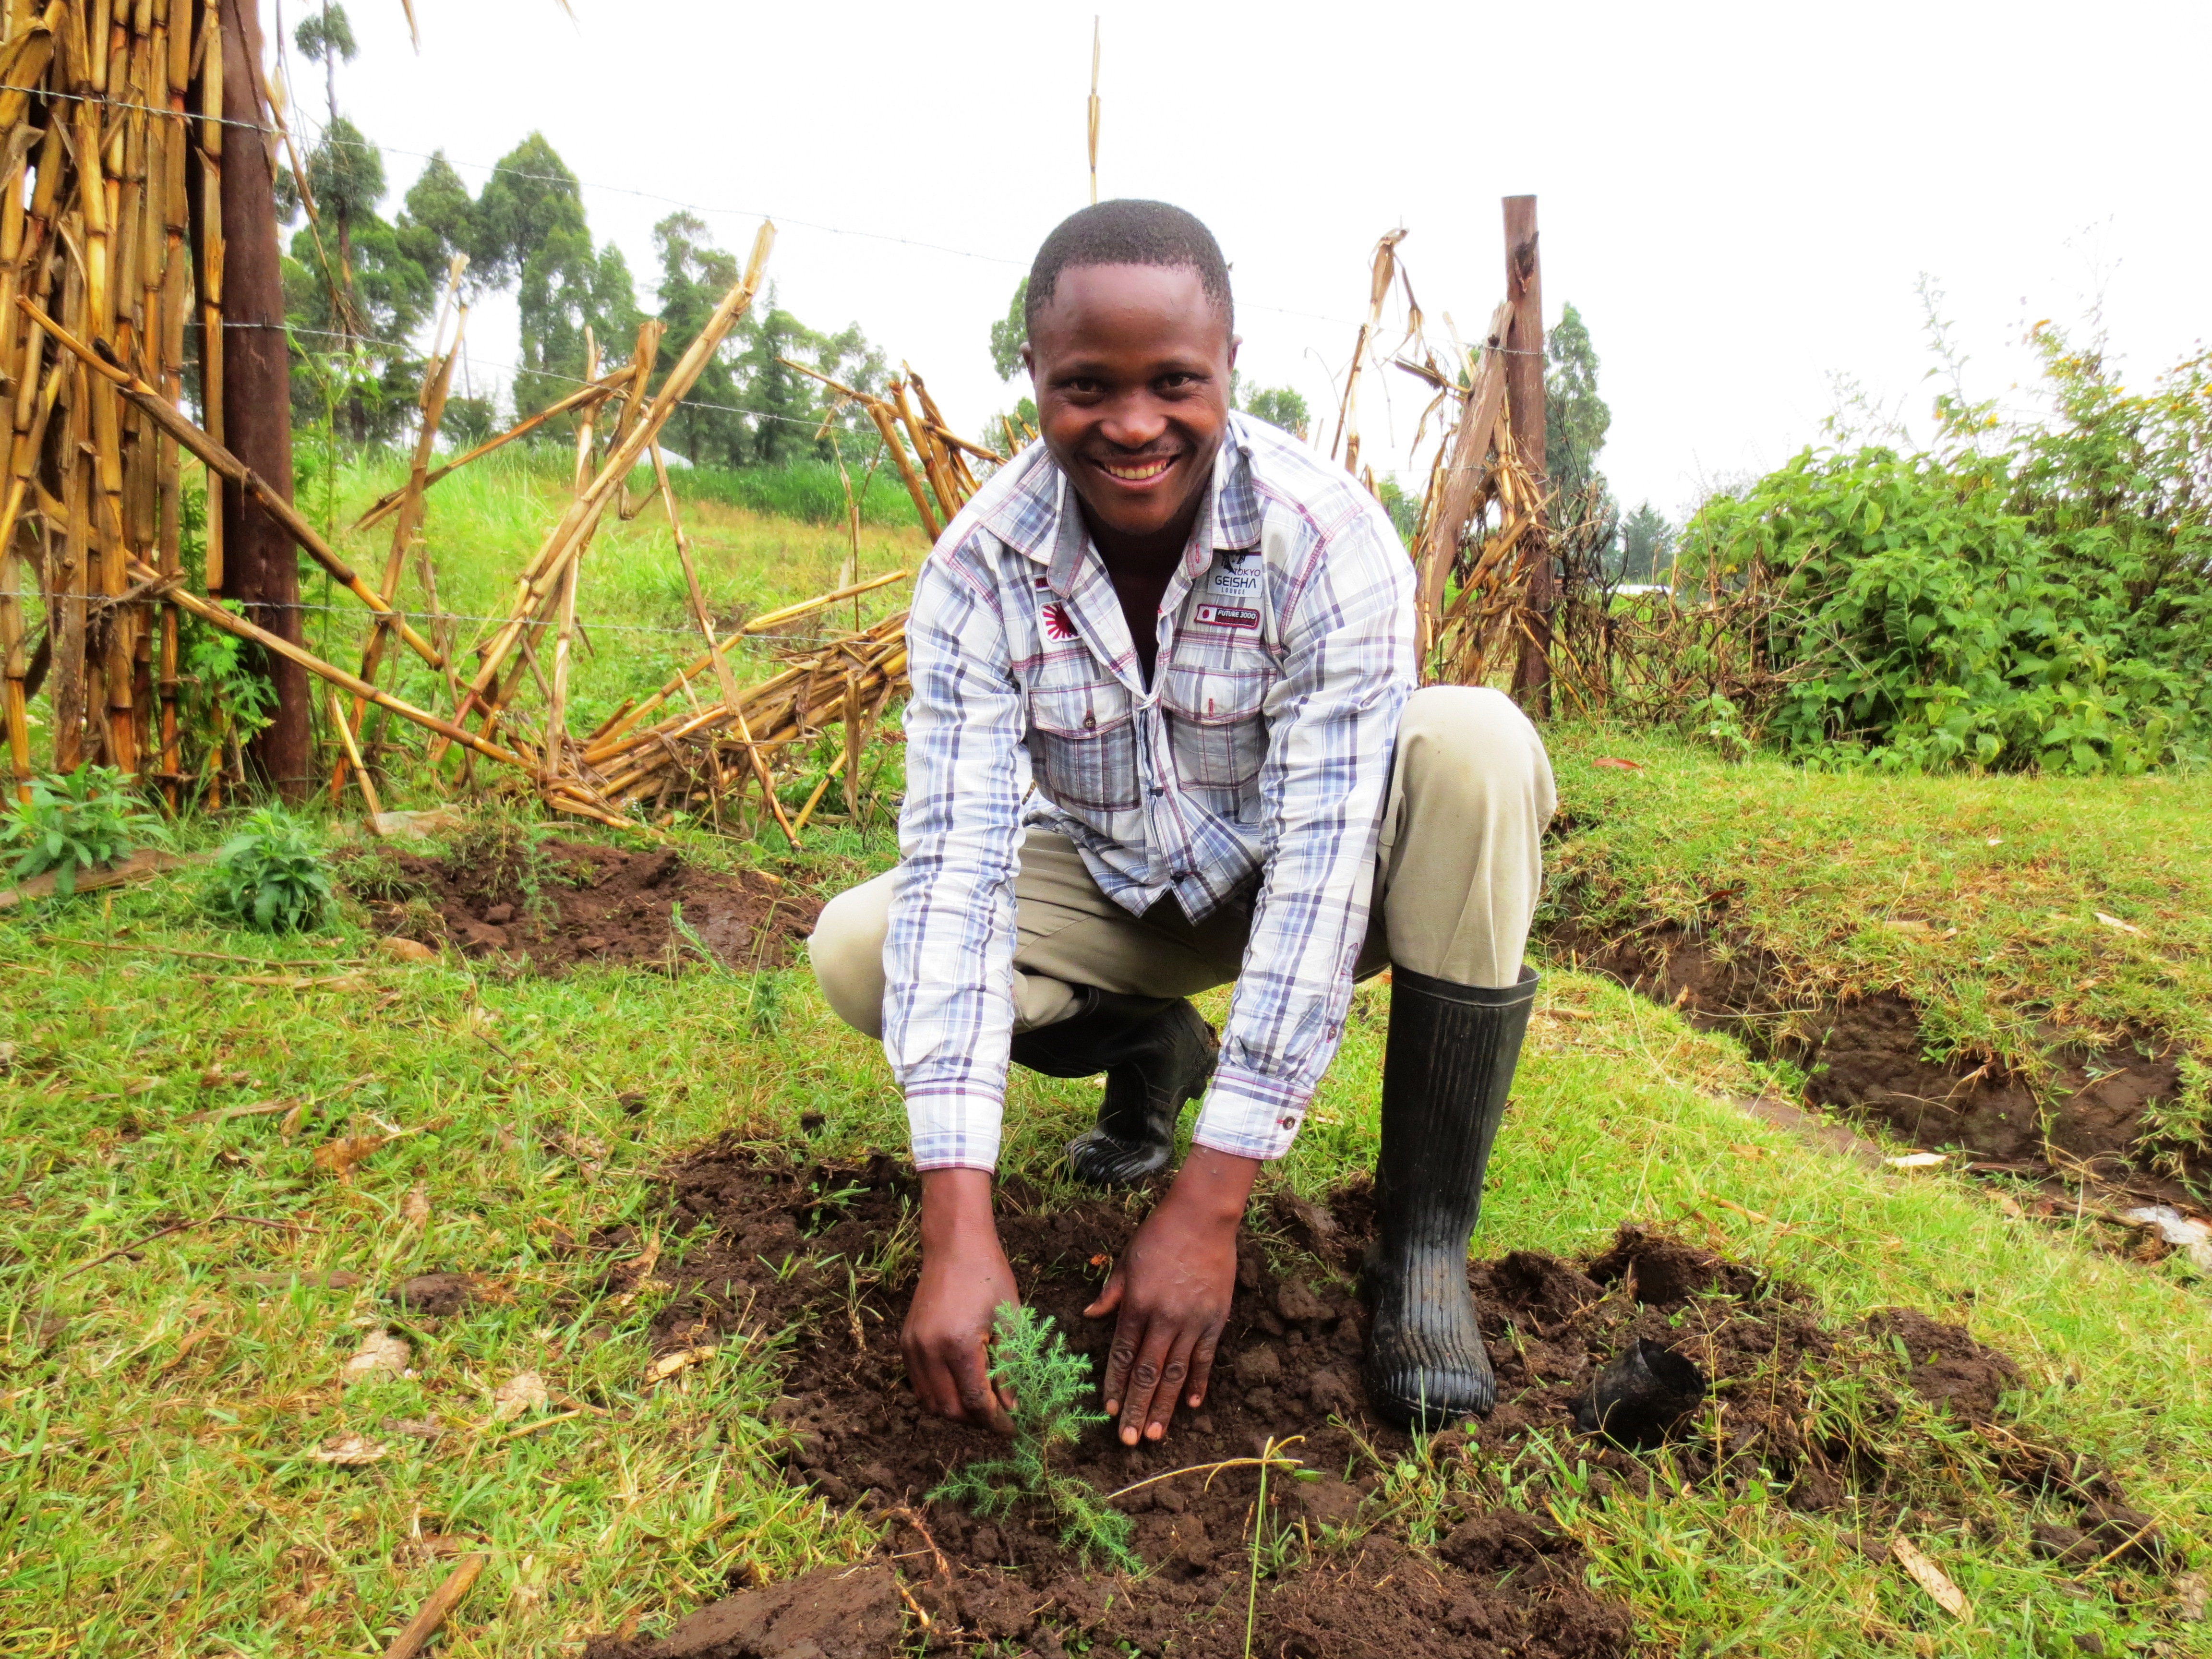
1157,374,1197,392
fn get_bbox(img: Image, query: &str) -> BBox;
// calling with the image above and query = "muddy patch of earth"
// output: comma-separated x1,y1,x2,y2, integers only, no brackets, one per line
1548,916,2202,1209
581,1148,2161,1657
339,838,819,974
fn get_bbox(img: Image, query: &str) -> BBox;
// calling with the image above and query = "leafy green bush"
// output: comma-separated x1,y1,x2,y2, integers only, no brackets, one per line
927,1303,1136,1569
209,808,335,934
1676,325,2211,774
2,766,157,899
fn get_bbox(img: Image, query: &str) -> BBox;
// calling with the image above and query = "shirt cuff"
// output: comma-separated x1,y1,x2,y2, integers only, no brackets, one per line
1189,1063,1309,1161
904,1086,1004,1172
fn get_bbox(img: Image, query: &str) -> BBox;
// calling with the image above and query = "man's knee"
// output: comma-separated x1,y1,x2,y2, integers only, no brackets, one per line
1395,685,1554,822
808,872,896,1039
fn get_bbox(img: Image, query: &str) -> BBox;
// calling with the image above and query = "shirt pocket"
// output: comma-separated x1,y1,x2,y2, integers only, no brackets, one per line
1025,677,1141,814
1161,658,1271,791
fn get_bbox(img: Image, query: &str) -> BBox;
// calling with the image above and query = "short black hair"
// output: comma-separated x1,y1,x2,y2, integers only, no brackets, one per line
1024,199,1234,335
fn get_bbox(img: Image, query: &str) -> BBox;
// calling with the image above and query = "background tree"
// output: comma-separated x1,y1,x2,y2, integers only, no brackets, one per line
1618,501,1675,582
1240,385,1310,439
989,279,1028,381
1544,302,1612,505
474,135,641,413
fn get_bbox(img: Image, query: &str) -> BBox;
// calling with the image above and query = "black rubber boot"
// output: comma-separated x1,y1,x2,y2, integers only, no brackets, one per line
1009,989,1218,1187
1364,962,1538,1428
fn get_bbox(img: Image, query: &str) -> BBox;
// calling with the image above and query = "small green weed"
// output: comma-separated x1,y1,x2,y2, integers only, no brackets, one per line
927,1303,1137,1570
1,765,157,899
208,807,336,934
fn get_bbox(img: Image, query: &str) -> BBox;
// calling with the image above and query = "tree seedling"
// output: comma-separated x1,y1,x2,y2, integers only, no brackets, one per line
928,1302,1137,1570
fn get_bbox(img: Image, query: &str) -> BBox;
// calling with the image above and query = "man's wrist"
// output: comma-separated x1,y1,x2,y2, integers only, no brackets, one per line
1162,1144,1263,1227
918,1166,999,1252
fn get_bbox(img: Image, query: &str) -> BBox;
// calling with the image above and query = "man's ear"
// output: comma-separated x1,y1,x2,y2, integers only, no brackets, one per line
1227,335,1241,375
1020,342,1035,381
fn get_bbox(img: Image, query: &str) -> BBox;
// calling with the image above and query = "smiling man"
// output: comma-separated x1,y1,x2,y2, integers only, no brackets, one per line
809,200,1555,1444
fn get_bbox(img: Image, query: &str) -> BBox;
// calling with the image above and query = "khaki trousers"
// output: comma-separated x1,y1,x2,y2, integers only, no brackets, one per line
810,684,1556,1039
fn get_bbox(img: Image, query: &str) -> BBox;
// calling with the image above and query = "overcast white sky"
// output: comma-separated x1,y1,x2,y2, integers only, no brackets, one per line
316,0,2208,521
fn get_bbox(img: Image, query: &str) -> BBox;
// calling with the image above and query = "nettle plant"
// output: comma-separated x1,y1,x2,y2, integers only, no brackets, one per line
928,1304,1137,1570
1,765,157,899
209,807,336,934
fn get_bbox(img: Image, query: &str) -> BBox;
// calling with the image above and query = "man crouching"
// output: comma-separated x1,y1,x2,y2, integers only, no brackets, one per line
808,199,1555,1445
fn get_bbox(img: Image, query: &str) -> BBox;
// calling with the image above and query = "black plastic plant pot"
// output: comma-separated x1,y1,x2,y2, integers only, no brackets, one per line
1574,1337,1708,1447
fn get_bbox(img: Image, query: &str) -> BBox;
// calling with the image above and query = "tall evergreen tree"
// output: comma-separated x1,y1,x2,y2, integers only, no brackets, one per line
474,135,640,411
1544,302,1612,505
1618,501,1675,582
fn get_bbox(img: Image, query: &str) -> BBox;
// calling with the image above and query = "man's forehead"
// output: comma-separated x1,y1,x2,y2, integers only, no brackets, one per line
1030,264,1232,353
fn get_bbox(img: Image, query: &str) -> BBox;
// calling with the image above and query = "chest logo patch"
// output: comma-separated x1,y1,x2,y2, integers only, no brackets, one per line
1195,603,1261,631
1041,601,1079,642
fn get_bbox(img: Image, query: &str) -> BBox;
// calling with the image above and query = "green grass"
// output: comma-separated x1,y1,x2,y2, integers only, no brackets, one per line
4,793,2210,1655
1541,724,2212,1156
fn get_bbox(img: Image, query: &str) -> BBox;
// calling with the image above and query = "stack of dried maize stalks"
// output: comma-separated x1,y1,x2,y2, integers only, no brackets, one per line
0,0,211,803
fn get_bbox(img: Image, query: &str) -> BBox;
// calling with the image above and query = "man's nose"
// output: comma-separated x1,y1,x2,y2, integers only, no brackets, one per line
1098,394,1169,452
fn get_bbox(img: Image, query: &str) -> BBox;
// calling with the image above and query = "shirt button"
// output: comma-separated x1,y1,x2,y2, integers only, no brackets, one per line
1149,784,1165,798
1082,711,1096,730
1172,869,1191,882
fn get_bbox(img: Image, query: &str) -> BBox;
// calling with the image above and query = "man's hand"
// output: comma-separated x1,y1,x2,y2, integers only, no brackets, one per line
902,1168,1019,1434
1085,1145,1261,1445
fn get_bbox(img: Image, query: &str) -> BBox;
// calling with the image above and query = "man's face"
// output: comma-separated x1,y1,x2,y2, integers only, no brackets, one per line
1022,264,1237,549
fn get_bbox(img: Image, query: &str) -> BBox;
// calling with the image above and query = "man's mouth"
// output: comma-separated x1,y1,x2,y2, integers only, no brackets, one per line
1092,454,1179,484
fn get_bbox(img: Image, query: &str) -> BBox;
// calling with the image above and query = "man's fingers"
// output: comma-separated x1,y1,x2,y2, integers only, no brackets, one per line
1145,1331,1198,1440
956,1336,1015,1436
1186,1327,1221,1410
1100,1317,1140,1419
1117,1321,1178,1446
1082,1270,1125,1323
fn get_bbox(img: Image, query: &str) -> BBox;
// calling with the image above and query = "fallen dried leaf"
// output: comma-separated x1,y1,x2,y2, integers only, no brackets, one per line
1892,1536,1972,1620
307,1433,389,1466
198,1065,252,1089
341,1328,412,1384
377,936,439,965
490,1370,550,1422
2094,911,2144,936
314,1133,388,1180
645,1345,716,1384
1886,1152,1948,1170
400,1182,432,1226
1591,756,1644,771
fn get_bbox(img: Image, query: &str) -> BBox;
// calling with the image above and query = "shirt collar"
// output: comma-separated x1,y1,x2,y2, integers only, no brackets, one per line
997,420,1262,595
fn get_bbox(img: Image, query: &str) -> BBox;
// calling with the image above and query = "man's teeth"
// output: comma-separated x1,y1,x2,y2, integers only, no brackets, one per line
1100,457,1174,481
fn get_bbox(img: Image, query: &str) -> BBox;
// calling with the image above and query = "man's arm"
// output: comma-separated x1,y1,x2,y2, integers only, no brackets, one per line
884,547,1030,1429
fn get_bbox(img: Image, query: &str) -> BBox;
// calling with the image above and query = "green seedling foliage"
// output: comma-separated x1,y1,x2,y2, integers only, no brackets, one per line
208,807,336,934
928,1303,1137,1570
1,764,157,899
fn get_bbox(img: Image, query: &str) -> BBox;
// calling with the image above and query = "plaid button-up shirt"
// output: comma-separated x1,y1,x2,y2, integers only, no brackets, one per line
884,414,1415,1170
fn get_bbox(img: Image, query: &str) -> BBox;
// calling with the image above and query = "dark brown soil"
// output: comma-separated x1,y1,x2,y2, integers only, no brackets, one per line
579,1147,2159,1657
1549,916,2200,1203
339,838,819,975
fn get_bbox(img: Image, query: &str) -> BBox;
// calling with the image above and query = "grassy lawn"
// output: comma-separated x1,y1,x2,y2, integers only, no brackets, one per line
1540,724,2212,1173
4,796,2210,1655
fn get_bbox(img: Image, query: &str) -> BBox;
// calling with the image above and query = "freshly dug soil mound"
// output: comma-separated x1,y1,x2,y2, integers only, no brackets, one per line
1550,916,2199,1203
340,838,819,974
582,1147,2156,1657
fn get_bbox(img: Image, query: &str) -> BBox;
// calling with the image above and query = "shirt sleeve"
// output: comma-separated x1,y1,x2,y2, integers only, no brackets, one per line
1190,507,1414,1160
881,542,1029,1171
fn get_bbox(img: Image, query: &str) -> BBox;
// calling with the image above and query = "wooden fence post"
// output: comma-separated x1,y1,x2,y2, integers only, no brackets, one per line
216,0,310,796
1503,193,1552,716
